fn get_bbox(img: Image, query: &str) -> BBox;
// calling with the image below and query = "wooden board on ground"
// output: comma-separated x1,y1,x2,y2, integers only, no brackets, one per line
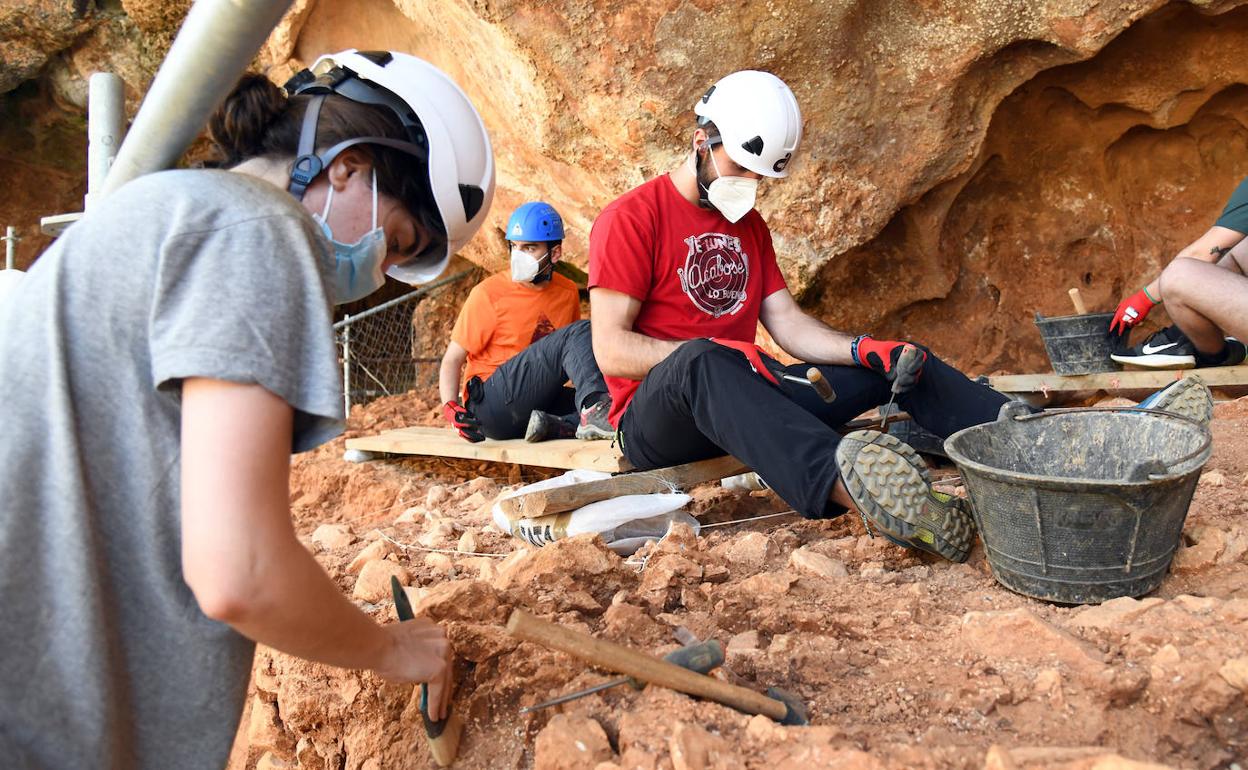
344,426,631,473
497,454,749,521
988,365,1248,397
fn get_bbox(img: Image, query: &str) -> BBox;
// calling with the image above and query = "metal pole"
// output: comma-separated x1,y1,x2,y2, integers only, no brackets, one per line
85,73,124,210
100,0,294,197
342,315,352,417
3,227,16,271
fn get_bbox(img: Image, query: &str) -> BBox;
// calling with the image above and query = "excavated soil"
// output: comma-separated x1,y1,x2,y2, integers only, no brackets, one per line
229,394,1248,770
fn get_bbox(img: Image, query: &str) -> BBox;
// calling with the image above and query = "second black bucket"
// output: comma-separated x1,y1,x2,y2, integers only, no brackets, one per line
1034,311,1117,375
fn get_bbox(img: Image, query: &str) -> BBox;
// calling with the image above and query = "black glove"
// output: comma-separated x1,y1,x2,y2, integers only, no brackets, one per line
442,400,484,443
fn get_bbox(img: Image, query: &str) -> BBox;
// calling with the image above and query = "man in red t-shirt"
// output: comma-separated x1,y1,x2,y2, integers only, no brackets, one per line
588,70,1013,563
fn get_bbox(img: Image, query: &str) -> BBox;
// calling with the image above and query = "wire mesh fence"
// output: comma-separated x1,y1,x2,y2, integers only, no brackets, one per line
334,269,472,413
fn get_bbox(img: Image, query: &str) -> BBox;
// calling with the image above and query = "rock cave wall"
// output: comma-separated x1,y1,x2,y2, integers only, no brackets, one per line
3,0,1248,372
814,2,1248,374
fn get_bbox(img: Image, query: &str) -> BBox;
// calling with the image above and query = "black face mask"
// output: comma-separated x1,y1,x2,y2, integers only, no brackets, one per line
532,252,555,284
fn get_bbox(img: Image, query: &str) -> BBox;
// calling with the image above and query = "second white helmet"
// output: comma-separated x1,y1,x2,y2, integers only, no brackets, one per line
693,70,802,178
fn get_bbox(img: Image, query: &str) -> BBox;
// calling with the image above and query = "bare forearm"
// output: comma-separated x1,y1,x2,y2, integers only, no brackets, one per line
216,532,392,670
439,353,464,404
594,328,685,380
772,315,856,365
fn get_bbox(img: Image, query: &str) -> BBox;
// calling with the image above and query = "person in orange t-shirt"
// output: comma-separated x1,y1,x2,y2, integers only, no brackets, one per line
439,202,613,443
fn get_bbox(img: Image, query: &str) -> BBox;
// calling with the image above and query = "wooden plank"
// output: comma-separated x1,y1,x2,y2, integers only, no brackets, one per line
345,426,631,473
497,454,748,521
988,365,1248,395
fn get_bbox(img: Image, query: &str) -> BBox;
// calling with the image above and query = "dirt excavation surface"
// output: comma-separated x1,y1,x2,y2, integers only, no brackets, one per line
225,394,1248,770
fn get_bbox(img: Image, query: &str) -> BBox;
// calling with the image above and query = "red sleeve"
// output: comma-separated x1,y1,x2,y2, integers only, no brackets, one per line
755,218,788,297
588,204,653,301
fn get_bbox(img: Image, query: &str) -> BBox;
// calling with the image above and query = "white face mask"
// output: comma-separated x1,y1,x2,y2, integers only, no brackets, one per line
510,247,551,283
704,148,759,224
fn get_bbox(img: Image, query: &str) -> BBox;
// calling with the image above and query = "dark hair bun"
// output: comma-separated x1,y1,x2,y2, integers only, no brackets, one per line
209,73,287,166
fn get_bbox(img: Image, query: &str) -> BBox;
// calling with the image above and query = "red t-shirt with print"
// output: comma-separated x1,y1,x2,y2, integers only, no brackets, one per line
588,174,788,426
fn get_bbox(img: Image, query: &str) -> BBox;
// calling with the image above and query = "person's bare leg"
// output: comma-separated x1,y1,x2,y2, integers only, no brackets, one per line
830,478,855,509
1160,258,1248,351
1223,239,1248,275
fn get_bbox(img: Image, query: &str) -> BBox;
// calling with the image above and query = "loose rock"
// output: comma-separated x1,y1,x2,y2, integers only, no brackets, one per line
352,560,407,603
534,714,614,770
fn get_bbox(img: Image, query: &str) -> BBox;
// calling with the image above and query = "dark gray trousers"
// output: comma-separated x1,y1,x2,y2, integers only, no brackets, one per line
466,320,608,440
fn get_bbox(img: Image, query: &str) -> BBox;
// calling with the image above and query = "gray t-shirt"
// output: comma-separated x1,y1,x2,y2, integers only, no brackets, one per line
0,170,344,768
1215,176,1248,235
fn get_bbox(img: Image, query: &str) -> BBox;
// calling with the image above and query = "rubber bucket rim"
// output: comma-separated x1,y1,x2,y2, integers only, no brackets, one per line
943,407,1212,489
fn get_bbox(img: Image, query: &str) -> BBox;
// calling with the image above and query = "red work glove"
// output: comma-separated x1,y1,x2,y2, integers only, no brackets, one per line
852,336,928,393
709,338,779,386
1109,288,1157,335
442,400,484,443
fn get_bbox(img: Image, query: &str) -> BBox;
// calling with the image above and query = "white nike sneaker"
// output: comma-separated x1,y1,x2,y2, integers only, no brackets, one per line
1111,326,1196,369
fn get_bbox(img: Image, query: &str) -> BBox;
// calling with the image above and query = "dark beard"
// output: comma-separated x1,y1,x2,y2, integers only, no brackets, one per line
694,151,715,210
531,251,555,284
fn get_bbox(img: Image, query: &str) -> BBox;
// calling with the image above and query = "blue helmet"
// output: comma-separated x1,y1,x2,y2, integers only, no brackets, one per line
506,201,564,242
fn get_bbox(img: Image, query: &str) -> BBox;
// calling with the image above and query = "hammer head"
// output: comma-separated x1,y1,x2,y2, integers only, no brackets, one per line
766,686,809,726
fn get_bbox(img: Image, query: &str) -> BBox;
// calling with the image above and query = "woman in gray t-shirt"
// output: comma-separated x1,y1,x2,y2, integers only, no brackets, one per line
0,50,492,769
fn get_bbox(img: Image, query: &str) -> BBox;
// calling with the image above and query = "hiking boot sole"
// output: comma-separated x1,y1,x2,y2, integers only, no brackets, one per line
525,411,575,443
1144,376,1213,425
524,411,548,443
836,430,974,563
575,423,615,441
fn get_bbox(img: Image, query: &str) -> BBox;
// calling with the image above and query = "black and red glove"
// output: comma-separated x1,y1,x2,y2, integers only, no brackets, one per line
442,400,484,443
709,338,779,386
852,335,927,393
1109,288,1157,335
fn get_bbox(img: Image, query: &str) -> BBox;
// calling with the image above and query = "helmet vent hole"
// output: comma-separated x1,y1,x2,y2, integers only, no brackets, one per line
741,136,765,156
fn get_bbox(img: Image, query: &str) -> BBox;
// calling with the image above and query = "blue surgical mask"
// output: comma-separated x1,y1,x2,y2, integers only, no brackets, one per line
314,170,388,305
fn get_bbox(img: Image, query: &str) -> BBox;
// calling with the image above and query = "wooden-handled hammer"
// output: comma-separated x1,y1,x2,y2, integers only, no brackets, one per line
506,609,807,725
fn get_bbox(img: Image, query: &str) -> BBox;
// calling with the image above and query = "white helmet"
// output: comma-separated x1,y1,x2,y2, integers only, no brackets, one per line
693,70,802,178
284,50,495,284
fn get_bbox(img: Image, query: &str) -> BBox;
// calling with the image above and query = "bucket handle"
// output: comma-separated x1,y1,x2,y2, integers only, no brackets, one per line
997,403,1212,481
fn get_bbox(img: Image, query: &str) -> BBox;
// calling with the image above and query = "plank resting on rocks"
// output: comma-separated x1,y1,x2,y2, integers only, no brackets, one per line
344,426,632,472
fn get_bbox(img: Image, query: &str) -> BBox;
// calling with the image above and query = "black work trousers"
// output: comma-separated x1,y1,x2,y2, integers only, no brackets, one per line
466,320,609,440
617,339,1009,519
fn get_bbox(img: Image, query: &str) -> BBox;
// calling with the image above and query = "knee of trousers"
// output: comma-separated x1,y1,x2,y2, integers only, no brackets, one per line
641,339,724,400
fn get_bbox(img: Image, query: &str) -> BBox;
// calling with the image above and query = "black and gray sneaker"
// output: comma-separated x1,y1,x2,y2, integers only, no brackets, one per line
575,399,615,441
1111,325,1196,369
835,429,975,563
524,410,576,443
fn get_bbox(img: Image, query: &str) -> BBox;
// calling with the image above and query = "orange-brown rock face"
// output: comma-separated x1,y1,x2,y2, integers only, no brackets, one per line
813,3,1248,373
5,0,1248,370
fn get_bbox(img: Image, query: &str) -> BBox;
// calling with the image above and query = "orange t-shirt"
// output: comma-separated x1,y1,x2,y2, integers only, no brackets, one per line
451,272,581,389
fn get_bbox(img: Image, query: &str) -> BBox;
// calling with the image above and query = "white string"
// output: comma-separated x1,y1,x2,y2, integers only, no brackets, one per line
699,510,798,529
377,530,509,558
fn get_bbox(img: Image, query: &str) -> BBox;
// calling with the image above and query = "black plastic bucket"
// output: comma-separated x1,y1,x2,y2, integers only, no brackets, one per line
1034,311,1117,375
944,403,1211,604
